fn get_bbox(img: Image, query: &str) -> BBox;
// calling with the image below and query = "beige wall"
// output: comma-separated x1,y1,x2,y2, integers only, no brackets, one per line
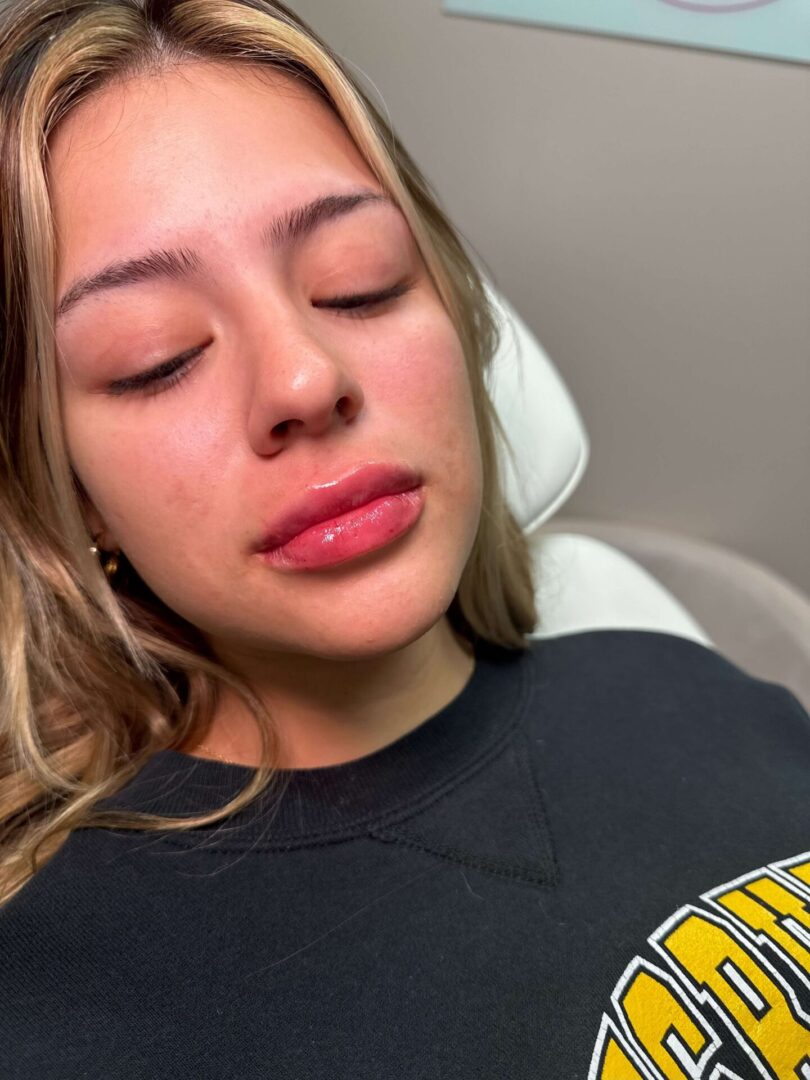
293,0,810,593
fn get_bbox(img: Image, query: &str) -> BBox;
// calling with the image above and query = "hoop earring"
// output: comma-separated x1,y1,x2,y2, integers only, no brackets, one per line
89,536,120,582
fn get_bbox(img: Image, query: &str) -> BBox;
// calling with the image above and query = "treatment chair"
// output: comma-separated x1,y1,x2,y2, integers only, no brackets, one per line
484,281,810,713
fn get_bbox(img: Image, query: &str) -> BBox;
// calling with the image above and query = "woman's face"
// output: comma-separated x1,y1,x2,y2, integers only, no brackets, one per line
50,61,483,661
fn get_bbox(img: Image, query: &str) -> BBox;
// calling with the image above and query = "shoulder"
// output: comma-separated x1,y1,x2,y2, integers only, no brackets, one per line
0,826,130,945
521,628,810,760
525,627,806,713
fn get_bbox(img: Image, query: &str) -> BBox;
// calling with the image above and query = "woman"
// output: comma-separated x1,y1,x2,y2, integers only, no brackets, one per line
1,0,809,1075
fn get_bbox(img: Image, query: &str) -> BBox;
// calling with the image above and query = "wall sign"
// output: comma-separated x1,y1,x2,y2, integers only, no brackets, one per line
442,0,809,65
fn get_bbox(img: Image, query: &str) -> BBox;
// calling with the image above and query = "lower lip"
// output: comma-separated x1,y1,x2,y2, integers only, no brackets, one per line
257,486,425,571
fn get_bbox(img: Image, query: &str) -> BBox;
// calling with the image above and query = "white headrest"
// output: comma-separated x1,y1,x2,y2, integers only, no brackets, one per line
482,281,590,532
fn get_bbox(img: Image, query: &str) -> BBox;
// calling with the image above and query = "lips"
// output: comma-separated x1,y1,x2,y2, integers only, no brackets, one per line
254,462,423,554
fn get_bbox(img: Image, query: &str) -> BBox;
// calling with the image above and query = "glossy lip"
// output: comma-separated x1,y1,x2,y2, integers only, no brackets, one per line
253,461,423,554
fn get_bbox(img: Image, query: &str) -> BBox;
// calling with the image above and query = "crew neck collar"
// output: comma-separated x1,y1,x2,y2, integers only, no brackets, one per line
98,638,536,847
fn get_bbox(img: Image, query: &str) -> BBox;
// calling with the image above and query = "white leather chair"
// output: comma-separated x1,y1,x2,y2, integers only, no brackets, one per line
484,280,810,712
483,280,713,648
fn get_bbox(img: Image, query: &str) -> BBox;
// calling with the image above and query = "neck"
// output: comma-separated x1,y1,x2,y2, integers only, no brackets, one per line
179,617,476,770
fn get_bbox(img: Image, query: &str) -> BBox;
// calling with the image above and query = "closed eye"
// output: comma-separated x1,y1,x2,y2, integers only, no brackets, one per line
105,278,415,398
313,279,413,315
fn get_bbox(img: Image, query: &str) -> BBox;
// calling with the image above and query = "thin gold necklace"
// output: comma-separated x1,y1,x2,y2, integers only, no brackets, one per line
192,742,242,766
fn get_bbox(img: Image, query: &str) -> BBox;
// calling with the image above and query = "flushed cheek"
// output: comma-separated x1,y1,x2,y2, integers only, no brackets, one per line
377,315,474,426
386,319,475,468
112,456,235,603
380,340,482,549
74,403,235,570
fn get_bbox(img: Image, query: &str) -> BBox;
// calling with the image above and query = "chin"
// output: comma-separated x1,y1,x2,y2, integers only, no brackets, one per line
293,580,461,661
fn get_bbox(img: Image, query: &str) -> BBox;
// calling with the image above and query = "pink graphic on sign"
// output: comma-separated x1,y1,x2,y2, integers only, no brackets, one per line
658,0,781,11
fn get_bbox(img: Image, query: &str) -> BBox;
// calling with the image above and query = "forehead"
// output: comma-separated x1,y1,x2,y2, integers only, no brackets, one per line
48,62,378,283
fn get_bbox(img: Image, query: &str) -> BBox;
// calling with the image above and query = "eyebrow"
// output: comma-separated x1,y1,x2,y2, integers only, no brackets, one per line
55,189,395,324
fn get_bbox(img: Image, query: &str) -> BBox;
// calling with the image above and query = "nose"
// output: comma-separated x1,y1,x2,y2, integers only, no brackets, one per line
246,306,365,454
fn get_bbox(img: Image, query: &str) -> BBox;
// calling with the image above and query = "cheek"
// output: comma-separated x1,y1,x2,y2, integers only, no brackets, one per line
378,312,483,520
64,387,234,548
373,310,476,432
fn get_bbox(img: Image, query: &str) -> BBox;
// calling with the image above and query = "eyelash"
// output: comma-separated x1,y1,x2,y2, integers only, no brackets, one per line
109,280,415,399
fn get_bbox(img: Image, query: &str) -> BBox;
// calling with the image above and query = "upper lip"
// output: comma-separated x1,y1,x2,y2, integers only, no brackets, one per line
253,461,423,553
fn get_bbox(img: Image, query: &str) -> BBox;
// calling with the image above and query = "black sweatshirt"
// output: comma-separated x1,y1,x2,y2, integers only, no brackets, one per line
3,629,810,1079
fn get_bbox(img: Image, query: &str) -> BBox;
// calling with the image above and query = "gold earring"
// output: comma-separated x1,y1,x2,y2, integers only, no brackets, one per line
89,536,120,581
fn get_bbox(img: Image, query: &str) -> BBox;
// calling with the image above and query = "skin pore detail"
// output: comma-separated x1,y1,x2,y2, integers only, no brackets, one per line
50,60,483,770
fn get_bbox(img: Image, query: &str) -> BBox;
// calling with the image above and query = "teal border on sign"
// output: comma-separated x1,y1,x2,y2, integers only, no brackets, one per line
442,0,810,65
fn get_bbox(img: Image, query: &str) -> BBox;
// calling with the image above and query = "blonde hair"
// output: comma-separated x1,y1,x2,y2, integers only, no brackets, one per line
0,0,538,908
